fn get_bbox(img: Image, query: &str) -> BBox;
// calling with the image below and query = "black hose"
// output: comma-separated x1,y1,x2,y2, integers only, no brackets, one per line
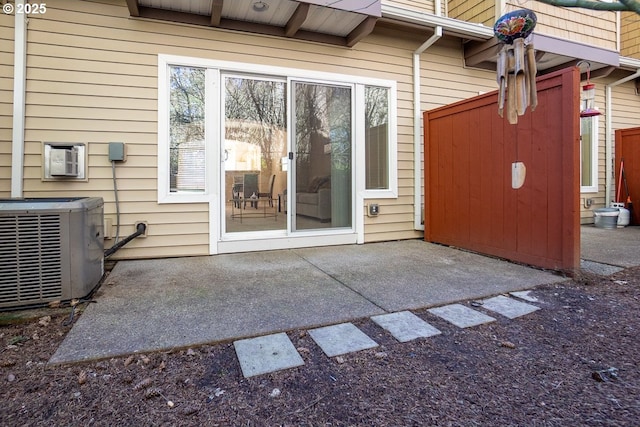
104,222,146,258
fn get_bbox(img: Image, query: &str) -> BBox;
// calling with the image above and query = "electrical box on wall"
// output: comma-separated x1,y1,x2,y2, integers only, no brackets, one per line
43,143,87,180
368,204,380,217
108,142,126,162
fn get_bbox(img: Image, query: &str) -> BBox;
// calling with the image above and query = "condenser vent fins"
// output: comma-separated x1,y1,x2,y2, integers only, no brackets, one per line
0,214,63,305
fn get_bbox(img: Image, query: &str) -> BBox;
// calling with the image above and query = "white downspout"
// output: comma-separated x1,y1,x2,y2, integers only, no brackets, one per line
413,26,442,231
605,67,640,207
11,0,27,198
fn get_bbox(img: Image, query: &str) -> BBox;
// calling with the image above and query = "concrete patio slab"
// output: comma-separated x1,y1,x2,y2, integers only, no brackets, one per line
295,240,564,312
233,332,304,378
49,250,385,364
580,259,625,276
308,323,378,357
481,295,540,319
428,304,496,328
371,311,441,343
581,225,640,268
48,237,574,365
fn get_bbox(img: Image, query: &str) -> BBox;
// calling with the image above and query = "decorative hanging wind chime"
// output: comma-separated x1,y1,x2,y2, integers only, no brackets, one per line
494,9,538,125
493,9,538,189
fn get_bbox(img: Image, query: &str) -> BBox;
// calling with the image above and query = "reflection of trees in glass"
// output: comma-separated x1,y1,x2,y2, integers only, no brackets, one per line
365,86,388,128
295,83,351,171
365,86,389,189
169,66,205,190
225,78,286,173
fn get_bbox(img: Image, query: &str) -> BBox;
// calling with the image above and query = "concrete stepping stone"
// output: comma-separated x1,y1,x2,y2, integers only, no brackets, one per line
481,295,540,319
309,323,378,357
233,332,304,378
371,311,441,343
428,303,496,328
510,290,539,303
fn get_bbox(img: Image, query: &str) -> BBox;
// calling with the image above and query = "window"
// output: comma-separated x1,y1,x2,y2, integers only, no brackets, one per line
580,116,598,193
158,55,397,204
365,86,389,190
169,66,206,193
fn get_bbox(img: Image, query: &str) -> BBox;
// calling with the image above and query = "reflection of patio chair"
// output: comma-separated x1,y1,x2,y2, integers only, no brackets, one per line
258,174,276,207
243,173,259,209
232,176,243,208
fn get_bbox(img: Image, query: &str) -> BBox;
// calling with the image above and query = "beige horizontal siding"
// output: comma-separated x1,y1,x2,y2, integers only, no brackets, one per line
20,0,423,257
611,76,640,130
384,0,436,15
505,2,617,50
448,0,495,26
621,12,640,58
0,13,13,198
21,0,628,256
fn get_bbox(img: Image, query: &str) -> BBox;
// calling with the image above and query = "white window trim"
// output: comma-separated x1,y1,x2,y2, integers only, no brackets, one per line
157,58,218,204
580,115,599,194
157,54,398,204
360,84,398,199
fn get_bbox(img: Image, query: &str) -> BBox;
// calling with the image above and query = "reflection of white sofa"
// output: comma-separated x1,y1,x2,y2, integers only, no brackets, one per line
297,188,331,222
296,176,331,222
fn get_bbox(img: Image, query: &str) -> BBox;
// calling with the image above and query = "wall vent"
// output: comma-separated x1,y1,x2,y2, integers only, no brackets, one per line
49,147,79,177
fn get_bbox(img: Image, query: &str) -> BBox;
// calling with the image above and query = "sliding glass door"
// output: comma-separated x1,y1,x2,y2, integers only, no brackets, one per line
292,81,353,231
221,75,354,236
222,75,287,234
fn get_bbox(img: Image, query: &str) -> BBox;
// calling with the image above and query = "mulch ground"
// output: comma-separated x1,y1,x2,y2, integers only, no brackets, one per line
1,266,639,426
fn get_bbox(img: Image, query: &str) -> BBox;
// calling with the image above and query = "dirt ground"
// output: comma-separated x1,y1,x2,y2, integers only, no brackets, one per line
1,266,639,426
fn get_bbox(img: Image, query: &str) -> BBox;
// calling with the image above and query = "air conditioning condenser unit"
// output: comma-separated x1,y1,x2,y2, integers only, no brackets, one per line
0,197,104,309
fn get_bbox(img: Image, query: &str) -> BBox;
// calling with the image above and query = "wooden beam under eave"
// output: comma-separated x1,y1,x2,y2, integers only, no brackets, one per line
346,16,377,47
285,3,309,37
540,60,580,76
126,0,139,16
540,61,613,79
587,66,615,79
211,0,223,27
464,37,501,68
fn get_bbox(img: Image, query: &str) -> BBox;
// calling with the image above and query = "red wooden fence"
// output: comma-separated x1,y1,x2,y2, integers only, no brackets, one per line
615,126,640,225
424,68,580,272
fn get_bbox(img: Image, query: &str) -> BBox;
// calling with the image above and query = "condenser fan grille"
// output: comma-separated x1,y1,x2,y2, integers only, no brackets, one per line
0,214,63,305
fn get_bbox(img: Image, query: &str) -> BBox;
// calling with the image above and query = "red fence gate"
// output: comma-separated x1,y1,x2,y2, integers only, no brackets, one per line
424,68,580,272
615,127,640,225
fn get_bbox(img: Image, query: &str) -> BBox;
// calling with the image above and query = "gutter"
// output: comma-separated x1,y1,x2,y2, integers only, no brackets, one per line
413,27,442,231
382,4,492,231
604,56,640,207
11,0,27,198
382,4,493,41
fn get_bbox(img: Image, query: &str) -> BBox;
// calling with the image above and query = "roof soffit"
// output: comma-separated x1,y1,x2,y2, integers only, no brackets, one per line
128,0,380,47
464,33,620,76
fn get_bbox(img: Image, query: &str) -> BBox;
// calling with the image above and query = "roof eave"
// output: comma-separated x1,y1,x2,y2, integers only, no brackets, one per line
381,3,493,41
